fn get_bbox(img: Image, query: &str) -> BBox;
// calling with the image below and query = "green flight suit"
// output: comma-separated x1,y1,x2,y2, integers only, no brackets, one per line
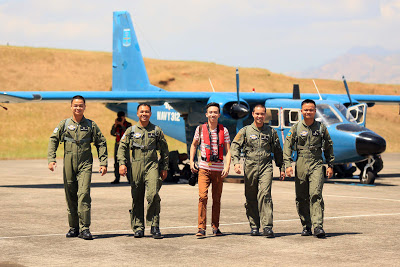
117,122,169,231
283,120,334,230
48,116,108,231
231,123,284,230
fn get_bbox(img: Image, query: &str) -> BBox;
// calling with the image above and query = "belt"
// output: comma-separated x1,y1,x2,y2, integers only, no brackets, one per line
64,137,91,144
201,156,222,163
130,142,156,150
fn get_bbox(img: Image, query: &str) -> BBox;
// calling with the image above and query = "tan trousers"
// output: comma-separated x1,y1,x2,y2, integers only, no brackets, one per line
198,168,224,230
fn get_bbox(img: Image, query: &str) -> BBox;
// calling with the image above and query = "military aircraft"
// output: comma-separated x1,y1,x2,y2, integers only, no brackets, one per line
1,11,400,184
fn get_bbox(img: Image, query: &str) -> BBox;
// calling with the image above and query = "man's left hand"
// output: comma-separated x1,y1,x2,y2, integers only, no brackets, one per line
326,167,333,179
160,170,168,180
99,166,107,176
221,167,229,178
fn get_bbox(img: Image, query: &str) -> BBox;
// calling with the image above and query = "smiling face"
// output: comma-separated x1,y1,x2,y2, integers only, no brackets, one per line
205,106,221,123
70,99,86,117
137,104,151,124
301,102,316,120
252,106,266,126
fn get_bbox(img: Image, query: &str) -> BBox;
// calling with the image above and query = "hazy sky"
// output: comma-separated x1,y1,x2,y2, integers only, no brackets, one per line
0,0,399,73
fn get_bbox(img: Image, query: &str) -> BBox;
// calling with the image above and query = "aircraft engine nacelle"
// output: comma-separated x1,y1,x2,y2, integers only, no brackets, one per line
207,95,250,120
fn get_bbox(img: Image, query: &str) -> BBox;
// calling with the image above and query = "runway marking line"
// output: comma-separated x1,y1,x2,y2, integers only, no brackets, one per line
1,212,400,240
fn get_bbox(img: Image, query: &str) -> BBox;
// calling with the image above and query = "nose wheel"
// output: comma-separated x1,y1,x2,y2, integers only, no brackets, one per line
359,156,377,184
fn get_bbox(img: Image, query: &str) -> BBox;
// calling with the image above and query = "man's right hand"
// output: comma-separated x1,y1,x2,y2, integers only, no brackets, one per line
190,161,198,173
48,162,57,172
285,167,293,178
119,165,127,176
234,164,242,174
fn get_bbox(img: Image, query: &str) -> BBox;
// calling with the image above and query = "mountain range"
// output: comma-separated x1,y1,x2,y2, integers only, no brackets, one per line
289,46,400,85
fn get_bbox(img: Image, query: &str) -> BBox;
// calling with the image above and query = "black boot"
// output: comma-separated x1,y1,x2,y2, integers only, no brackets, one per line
134,230,144,238
313,227,326,238
66,228,79,238
301,227,312,236
263,227,275,238
151,226,163,239
250,228,260,236
78,229,93,240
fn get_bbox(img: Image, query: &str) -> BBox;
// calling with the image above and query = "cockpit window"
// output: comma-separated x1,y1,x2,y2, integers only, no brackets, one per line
334,103,357,123
315,104,342,125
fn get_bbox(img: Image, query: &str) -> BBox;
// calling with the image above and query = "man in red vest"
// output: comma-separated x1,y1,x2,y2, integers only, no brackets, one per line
190,102,231,237
110,111,132,184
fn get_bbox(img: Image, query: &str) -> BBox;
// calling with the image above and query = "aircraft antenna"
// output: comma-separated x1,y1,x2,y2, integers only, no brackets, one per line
342,75,353,106
132,16,161,58
208,78,216,92
312,80,323,100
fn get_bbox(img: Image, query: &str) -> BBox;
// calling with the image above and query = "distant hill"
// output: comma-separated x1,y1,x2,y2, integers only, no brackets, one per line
289,46,400,84
0,45,399,159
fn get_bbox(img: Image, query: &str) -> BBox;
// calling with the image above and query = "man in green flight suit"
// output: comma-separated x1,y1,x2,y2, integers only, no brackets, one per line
283,99,334,238
48,95,108,240
118,103,169,239
231,104,285,237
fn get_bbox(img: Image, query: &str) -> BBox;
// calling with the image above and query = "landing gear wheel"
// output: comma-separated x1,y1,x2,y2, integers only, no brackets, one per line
360,168,375,184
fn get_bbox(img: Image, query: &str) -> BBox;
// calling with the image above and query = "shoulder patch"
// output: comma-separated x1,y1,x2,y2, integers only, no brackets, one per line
53,127,59,134
287,131,292,138
233,133,242,142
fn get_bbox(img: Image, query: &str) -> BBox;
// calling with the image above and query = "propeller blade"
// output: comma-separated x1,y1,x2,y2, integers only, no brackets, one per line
236,68,240,104
342,75,353,106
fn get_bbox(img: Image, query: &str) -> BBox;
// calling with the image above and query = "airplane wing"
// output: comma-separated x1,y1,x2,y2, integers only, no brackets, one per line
2,91,400,105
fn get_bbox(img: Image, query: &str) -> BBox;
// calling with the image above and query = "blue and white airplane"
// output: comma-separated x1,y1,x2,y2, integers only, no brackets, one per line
1,11,400,184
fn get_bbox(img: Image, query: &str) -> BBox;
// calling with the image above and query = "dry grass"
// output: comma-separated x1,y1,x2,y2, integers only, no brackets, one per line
0,46,399,159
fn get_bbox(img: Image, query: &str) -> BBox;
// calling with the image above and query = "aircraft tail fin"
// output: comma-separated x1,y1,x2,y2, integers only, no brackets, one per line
112,11,156,92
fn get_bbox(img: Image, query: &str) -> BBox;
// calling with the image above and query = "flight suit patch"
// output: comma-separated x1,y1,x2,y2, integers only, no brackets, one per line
80,126,89,131
249,134,258,140
133,132,142,138
68,124,76,131
148,132,156,138
121,133,126,140
312,130,320,136
287,131,292,139
233,133,242,142
300,130,308,137
260,134,269,141
53,127,59,133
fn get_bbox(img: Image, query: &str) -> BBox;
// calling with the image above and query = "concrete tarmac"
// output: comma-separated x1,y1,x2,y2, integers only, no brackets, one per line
1,153,400,266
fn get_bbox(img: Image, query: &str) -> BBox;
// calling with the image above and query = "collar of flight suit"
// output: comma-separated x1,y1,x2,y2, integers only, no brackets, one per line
135,121,153,130
300,119,317,128
70,115,87,124
251,122,267,132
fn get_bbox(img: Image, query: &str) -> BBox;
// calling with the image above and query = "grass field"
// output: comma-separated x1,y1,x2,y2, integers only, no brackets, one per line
0,45,399,159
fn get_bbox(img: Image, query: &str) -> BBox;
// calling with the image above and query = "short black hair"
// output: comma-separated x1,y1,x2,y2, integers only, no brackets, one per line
205,102,220,113
137,103,151,111
253,104,266,112
301,99,316,108
117,111,125,117
71,95,85,104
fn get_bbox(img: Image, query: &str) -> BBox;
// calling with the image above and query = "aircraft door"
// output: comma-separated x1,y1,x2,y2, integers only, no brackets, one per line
347,103,367,127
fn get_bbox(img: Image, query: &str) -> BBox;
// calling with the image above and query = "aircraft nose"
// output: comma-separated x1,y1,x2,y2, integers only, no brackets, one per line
356,132,386,156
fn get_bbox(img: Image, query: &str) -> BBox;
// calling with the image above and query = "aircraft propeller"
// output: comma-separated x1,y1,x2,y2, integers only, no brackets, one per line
229,68,249,120
342,75,353,106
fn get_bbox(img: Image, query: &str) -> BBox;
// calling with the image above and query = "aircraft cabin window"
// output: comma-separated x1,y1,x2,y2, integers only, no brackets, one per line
265,108,279,127
315,104,342,125
283,109,300,127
